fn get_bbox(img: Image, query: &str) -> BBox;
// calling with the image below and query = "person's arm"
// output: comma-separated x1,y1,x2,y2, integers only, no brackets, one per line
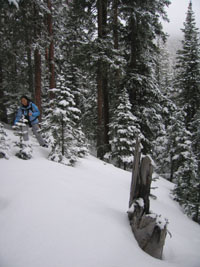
29,103,40,119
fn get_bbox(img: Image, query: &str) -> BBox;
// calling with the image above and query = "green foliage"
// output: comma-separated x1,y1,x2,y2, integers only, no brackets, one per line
174,1,200,126
118,0,170,155
0,1,49,122
107,89,142,170
46,74,88,166
170,2,200,223
2,0,200,223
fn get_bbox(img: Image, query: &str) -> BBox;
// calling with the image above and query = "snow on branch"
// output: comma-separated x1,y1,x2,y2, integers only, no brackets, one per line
8,0,20,8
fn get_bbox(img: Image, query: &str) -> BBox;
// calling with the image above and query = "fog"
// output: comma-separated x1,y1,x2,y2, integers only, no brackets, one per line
162,0,200,39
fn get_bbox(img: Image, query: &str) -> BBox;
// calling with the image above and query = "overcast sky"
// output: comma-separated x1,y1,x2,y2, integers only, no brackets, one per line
162,0,200,38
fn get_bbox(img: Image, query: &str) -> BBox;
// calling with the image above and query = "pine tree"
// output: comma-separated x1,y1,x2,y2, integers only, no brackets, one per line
107,89,142,170
152,96,177,178
52,0,96,138
172,131,199,223
0,1,49,123
0,2,23,123
165,108,200,222
171,1,200,224
156,39,174,95
13,117,32,160
190,111,200,222
47,74,88,166
174,1,200,127
153,39,178,176
191,110,200,169
118,0,170,155
0,122,10,159
167,109,190,181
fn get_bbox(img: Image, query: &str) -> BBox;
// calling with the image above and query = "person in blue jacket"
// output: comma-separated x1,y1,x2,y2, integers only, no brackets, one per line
14,95,47,147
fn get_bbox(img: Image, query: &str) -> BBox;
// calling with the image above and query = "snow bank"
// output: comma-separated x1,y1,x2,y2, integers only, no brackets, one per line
0,129,200,267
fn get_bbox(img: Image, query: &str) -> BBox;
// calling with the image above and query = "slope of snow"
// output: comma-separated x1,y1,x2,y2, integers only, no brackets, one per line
0,129,200,267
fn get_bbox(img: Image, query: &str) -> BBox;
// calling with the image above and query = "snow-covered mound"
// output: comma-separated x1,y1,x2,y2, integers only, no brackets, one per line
0,128,200,267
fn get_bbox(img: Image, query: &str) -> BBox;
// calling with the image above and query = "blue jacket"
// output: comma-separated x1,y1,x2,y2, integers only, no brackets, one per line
14,102,40,126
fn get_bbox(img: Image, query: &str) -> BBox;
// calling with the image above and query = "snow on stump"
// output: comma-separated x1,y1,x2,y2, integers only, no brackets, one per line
128,138,168,259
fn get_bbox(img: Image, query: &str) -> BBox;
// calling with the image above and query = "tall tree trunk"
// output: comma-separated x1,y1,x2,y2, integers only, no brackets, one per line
47,0,56,92
27,44,34,95
97,0,109,159
34,4,42,119
22,2,34,96
169,153,174,182
0,60,7,123
113,0,118,50
97,61,104,158
112,0,120,94
0,12,6,123
103,69,109,147
34,48,42,120
128,15,137,106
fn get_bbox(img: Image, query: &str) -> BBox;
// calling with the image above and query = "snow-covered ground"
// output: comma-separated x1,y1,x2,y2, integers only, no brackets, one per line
0,128,200,267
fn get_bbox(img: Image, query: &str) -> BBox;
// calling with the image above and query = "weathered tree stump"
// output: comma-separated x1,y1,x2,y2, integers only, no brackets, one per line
128,138,168,259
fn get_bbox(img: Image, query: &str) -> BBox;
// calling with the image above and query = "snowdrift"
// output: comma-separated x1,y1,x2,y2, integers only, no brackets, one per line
0,129,200,267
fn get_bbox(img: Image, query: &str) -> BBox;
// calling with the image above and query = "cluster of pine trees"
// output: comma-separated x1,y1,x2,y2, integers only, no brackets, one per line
0,0,199,223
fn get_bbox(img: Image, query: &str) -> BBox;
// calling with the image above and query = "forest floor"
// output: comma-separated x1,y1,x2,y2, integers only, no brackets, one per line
0,128,200,267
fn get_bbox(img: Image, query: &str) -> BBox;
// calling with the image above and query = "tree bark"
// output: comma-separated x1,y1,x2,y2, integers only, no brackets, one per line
97,0,109,159
34,4,42,120
34,48,42,120
47,0,56,91
0,60,7,123
112,0,121,96
22,2,34,96
140,156,153,213
128,202,167,259
128,15,137,106
129,137,141,208
27,44,34,95
113,0,118,50
128,139,167,259
97,60,104,159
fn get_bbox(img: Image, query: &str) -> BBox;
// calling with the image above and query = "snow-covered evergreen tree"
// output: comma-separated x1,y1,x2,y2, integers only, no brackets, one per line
51,0,97,148
167,109,192,181
191,110,200,168
46,74,88,166
173,158,199,223
173,137,199,223
156,39,174,96
171,1,200,224
119,0,170,156
81,83,97,145
13,117,32,160
0,122,10,159
0,1,49,123
165,108,199,222
152,96,177,179
174,1,200,127
107,89,142,170
190,111,200,223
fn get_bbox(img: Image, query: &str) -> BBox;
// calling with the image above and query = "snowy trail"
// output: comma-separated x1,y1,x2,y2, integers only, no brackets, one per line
0,129,200,267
